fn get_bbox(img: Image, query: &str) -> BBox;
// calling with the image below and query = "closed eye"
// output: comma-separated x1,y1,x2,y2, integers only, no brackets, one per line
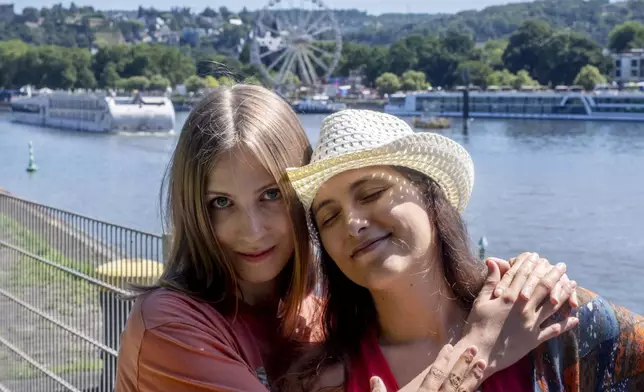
320,211,339,228
362,188,387,203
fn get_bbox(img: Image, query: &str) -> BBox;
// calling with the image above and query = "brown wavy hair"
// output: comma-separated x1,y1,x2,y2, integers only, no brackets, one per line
142,84,314,337
284,167,487,390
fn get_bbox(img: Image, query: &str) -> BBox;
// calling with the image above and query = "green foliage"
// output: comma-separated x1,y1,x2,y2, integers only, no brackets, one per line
375,72,401,95
608,21,644,53
116,76,150,91
401,70,429,91
149,74,171,91
184,75,206,92
574,65,608,91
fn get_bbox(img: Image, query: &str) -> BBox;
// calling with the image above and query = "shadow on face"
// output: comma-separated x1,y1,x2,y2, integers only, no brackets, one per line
312,165,439,291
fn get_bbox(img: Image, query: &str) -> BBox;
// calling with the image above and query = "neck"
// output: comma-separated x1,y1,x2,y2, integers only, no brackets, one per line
238,278,280,309
371,262,468,346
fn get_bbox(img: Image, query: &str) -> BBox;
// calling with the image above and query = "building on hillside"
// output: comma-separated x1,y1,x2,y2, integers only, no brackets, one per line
611,49,644,83
0,3,14,23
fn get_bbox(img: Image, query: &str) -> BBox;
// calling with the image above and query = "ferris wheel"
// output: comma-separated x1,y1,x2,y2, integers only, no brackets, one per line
250,0,342,87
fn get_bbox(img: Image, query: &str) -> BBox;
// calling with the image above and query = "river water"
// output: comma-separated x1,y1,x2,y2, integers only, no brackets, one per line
1,112,643,314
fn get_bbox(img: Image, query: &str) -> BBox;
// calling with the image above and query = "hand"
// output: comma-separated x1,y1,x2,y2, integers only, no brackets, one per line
370,344,487,392
491,252,579,309
458,252,579,381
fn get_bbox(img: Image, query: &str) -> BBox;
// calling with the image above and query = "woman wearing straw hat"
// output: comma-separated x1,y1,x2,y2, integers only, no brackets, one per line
117,85,577,392
285,109,644,391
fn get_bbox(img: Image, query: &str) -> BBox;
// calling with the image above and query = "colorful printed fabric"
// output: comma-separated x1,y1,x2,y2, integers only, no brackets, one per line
531,287,644,392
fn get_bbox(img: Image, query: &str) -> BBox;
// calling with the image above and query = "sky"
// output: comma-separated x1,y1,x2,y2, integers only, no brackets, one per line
15,0,534,16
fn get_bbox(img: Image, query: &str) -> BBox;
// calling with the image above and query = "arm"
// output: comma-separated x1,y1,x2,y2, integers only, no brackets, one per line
133,321,270,392
558,288,644,391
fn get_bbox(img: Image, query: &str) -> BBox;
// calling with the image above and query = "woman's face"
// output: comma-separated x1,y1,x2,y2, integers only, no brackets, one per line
312,166,436,291
207,146,295,294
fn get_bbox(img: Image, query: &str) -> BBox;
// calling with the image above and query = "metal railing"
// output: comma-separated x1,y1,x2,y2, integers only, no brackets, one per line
0,192,168,392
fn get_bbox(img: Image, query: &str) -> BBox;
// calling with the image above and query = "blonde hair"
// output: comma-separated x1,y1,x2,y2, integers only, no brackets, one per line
155,84,314,336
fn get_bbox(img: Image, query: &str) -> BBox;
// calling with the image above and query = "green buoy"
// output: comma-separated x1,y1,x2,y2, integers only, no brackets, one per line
478,236,488,261
26,141,38,172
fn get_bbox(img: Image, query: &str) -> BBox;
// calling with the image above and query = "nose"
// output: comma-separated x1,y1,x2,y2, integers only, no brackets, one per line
239,206,267,240
344,208,369,238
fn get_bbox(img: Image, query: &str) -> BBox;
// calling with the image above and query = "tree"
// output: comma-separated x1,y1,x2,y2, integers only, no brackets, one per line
485,69,517,87
573,65,607,91
401,70,429,91
100,62,120,88
537,31,611,86
502,20,553,76
375,73,401,95
204,75,219,88
149,74,171,91
117,76,150,91
456,60,493,88
608,21,644,53
184,75,206,92
513,70,538,89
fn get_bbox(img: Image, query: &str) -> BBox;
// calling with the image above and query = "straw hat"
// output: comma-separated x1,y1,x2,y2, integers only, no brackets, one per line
286,109,474,212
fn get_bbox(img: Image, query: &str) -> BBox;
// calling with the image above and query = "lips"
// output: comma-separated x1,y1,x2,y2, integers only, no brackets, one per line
237,246,276,263
351,233,392,258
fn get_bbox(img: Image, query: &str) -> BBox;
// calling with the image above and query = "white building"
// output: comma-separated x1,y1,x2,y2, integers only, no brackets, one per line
611,49,644,83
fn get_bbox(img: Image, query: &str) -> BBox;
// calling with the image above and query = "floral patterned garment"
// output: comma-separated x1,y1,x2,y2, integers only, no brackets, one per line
531,287,644,392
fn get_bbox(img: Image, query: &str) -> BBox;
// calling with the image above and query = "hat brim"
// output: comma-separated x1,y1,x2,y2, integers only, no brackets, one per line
286,132,474,212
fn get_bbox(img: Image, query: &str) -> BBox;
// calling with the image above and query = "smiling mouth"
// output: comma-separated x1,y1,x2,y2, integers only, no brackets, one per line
237,246,276,262
351,234,392,258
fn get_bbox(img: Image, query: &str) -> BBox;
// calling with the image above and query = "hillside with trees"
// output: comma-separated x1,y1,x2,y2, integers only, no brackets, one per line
5,0,644,49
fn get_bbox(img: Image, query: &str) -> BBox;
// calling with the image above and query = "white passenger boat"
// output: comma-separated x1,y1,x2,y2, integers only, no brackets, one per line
384,90,644,122
10,91,175,132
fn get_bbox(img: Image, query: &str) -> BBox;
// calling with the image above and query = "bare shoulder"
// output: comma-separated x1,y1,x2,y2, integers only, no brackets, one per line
311,363,345,392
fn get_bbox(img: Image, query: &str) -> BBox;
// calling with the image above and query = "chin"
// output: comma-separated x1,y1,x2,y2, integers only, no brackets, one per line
236,258,290,285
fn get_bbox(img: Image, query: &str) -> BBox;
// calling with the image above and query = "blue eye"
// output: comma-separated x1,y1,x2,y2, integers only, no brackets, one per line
211,196,231,209
263,188,281,201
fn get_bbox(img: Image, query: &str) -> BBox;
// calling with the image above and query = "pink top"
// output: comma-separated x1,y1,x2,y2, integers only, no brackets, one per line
346,330,533,392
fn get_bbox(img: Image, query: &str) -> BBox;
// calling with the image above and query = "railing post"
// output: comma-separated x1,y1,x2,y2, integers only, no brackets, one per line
95,259,163,392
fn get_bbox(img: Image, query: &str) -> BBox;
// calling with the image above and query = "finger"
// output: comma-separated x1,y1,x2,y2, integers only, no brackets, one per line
504,253,539,303
549,273,570,305
537,316,579,343
489,257,511,276
419,344,453,392
535,280,577,325
519,258,550,300
448,359,486,392
478,259,501,299
370,376,387,392
440,346,478,392
494,252,534,297
526,262,567,311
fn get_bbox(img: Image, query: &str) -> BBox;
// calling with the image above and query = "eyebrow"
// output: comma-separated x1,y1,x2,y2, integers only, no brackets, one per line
313,178,372,214
206,181,277,197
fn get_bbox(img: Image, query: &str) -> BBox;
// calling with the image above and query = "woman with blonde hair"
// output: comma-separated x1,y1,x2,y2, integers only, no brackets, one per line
116,85,578,392
285,109,644,391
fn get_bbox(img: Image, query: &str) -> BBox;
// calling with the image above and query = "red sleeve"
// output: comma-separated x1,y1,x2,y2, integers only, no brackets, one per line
116,289,270,392
135,322,269,392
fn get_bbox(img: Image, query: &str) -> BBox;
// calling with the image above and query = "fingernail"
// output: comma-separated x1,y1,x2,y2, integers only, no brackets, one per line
494,288,503,297
529,253,539,261
468,346,478,356
557,262,566,270
571,317,579,326
570,280,577,289
476,361,486,371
